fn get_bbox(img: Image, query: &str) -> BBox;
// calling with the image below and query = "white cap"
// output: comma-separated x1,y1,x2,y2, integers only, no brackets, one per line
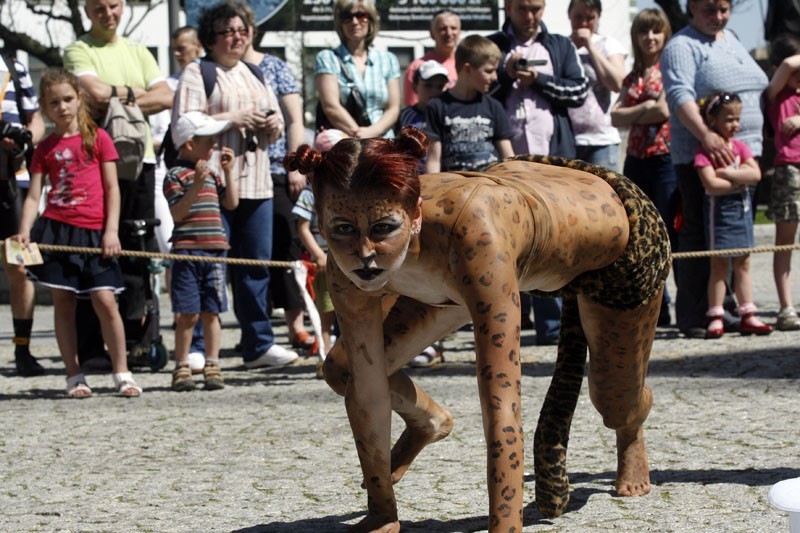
172,111,230,148
417,60,449,81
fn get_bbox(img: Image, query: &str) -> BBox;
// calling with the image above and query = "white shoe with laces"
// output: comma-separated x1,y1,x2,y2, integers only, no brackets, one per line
245,345,299,369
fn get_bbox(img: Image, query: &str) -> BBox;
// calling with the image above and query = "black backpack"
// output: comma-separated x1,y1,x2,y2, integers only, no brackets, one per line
160,58,266,169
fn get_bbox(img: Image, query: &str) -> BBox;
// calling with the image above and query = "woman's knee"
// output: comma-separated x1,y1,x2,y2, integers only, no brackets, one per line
322,345,350,396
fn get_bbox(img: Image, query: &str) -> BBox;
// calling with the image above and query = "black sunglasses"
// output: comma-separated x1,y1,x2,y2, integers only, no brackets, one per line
339,11,369,23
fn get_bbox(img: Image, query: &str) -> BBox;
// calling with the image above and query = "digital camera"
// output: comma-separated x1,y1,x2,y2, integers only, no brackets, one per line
0,121,32,158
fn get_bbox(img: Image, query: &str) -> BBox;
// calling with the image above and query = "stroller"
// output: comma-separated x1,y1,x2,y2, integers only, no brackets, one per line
122,218,168,372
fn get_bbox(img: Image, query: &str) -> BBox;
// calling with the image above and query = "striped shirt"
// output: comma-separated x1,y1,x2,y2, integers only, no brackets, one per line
173,60,282,199
163,162,229,250
315,45,401,138
1,57,39,183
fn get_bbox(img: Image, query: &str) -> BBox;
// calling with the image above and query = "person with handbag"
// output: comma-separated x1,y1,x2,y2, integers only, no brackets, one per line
172,1,298,369
314,0,401,139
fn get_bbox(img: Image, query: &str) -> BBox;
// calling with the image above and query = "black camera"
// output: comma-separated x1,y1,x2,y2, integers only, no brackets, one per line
514,58,547,70
0,121,33,158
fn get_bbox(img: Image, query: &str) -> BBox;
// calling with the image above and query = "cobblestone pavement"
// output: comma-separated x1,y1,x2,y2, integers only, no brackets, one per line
1,225,798,532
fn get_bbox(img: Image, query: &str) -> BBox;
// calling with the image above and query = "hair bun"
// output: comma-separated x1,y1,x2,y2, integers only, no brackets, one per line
395,126,428,161
284,145,323,176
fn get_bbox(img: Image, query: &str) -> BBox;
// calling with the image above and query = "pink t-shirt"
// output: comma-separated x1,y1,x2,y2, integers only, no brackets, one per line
30,128,118,230
768,87,800,165
694,138,752,170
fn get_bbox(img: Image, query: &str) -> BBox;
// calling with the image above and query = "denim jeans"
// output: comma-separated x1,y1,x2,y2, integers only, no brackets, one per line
575,144,620,172
531,296,562,343
224,198,276,360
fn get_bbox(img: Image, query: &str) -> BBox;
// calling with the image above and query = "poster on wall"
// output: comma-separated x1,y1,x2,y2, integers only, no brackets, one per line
186,0,498,32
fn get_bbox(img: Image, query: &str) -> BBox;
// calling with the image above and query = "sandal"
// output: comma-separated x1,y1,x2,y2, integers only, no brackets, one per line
172,365,196,392
290,331,317,351
113,372,142,397
409,344,444,368
203,363,225,391
66,373,93,399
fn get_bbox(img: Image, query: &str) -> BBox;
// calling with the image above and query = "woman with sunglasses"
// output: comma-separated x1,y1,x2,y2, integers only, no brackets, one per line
661,0,768,339
172,1,302,369
315,0,401,139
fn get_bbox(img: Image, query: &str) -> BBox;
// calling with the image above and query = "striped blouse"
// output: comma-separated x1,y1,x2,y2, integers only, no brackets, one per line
173,60,283,199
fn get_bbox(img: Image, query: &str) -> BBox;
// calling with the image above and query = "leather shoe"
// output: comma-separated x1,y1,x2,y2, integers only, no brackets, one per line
739,313,773,336
15,352,45,377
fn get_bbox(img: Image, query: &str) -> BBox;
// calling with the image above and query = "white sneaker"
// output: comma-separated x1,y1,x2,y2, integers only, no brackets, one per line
187,351,206,374
244,345,299,369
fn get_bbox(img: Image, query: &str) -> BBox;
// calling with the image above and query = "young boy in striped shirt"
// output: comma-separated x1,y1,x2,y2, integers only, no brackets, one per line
164,112,238,391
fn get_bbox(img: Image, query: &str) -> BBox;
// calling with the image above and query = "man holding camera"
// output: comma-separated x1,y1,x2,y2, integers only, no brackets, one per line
1,53,46,376
487,0,589,346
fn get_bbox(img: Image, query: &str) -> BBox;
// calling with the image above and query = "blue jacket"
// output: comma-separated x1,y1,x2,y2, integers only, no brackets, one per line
488,22,588,158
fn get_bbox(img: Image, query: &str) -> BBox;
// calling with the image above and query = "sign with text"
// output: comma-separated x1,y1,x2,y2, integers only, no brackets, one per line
187,0,499,32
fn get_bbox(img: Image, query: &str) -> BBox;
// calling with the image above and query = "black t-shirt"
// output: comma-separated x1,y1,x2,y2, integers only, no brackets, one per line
425,91,514,172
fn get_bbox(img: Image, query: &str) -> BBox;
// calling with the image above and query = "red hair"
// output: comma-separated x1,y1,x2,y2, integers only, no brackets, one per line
285,126,427,215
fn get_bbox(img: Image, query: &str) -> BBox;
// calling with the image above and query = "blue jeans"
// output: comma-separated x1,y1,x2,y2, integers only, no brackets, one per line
223,198,276,360
531,296,562,343
575,144,620,172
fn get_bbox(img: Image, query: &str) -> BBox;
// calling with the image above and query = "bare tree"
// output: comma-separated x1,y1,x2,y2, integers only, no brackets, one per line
0,0,165,66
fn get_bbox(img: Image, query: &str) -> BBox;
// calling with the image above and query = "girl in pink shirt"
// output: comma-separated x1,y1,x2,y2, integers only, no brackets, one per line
765,34,800,331
13,70,142,398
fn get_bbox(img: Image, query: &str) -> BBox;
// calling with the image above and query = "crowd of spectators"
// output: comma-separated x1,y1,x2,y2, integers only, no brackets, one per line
3,0,799,392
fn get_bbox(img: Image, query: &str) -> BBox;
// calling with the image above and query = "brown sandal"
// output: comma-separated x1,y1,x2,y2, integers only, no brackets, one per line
172,365,196,392
203,363,225,391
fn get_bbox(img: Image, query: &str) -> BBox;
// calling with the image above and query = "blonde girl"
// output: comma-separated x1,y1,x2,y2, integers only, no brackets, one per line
13,70,142,397
694,92,772,338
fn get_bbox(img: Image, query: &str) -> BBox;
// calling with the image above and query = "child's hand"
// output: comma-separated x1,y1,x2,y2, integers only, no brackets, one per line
9,232,30,246
101,230,122,258
220,147,235,174
782,115,800,138
193,160,209,190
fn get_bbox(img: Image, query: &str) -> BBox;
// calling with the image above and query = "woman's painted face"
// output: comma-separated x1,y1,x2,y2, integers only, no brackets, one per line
321,188,420,291
637,27,666,58
690,0,731,37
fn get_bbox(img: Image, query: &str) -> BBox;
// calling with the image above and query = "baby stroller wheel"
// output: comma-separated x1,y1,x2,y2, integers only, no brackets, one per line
149,342,168,372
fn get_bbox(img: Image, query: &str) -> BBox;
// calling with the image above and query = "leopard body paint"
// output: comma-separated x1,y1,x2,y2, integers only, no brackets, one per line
322,155,669,532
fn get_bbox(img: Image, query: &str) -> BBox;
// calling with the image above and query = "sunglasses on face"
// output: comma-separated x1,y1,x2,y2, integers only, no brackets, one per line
339,11,369,23
216,26,248,38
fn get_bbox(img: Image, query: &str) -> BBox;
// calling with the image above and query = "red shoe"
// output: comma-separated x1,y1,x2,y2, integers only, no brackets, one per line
290,331,317,351
705,315,724,339
739,313,773,336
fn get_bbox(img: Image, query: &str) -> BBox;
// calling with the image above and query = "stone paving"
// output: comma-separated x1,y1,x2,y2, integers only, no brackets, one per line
0,224,798,532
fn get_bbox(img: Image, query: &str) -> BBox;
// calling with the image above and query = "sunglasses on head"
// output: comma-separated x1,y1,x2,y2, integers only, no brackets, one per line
339,11,369,23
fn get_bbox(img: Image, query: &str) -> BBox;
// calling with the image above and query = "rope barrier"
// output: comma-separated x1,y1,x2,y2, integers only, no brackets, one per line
6,241,800,264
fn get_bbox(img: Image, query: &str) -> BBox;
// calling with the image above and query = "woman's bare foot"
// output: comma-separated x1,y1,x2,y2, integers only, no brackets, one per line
615,426,650,496
389,406,453,484
349,514,400,533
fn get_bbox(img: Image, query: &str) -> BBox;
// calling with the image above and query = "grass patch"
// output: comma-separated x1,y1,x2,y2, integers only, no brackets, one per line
755,206,770,225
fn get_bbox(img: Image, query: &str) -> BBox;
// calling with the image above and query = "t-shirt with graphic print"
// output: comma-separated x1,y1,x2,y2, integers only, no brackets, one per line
425,91,514,172
29,128,118,230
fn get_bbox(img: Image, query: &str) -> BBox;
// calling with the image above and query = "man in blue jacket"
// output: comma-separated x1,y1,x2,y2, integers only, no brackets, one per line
488,0,589,345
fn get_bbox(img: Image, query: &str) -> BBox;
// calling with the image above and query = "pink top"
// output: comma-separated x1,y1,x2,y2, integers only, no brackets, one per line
768,87,800,165
694,138,752,170
621,63,671,158
30,128,118,230
403,52,457,107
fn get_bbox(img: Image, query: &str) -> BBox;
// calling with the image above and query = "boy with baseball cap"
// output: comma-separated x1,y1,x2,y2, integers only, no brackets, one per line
397,60,450,135
164,112,238,391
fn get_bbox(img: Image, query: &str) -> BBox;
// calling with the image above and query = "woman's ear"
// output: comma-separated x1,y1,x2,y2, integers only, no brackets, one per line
411,196,423,235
